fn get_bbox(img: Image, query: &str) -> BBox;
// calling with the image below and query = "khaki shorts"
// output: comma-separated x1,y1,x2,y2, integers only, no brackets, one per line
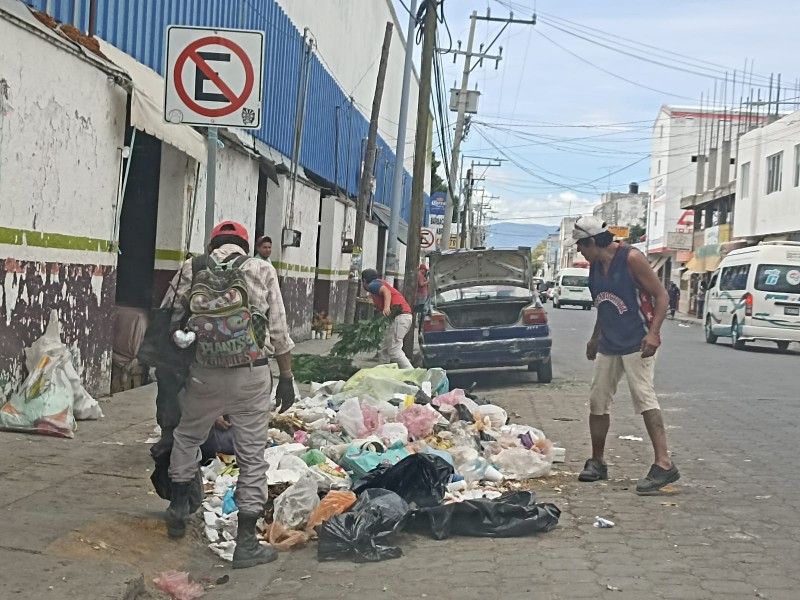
589,352,660,415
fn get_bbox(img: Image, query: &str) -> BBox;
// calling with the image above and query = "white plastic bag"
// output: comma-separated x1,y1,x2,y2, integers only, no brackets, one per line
474,404,508,428
273,471,321,530
337,397,367,438
23,310,103,421
493,447,552,480
377,422,409,447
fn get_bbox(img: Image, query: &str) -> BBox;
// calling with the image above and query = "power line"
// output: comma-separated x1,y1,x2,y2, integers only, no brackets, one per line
535,29,697,102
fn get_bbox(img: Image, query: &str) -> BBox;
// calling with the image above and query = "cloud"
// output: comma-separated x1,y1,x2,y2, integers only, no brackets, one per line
484,192,598,226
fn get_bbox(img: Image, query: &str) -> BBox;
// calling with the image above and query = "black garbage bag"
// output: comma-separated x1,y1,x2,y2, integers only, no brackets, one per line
317,489,410,562
410,491,560,540
352,454,454,508
453,403,475,423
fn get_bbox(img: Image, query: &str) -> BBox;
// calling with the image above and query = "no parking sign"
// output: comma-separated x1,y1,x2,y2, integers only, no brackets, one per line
165,26,264,129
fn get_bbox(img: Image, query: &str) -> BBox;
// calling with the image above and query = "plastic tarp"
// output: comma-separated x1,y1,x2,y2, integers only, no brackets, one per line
97,38,207,164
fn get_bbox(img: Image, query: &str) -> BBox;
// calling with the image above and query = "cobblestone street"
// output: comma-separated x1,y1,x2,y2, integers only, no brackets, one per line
2,308,799,599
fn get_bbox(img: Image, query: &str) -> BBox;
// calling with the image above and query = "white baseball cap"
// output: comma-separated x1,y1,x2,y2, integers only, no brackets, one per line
572,216,608,242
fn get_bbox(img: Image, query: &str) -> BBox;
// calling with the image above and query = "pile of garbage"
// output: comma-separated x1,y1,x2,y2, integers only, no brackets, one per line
201,365,562,562
0,311,103,437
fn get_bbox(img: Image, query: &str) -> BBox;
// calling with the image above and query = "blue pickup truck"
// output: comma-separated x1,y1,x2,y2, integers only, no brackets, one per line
419,248,553,383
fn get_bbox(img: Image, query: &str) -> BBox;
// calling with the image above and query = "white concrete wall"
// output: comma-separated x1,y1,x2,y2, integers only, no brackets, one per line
362,220,380,271
187,145,261,254
735,111,800,239
0,16,128,397
318,198,356,280
0,17,126,263
155,146,196,269
277,0,419,176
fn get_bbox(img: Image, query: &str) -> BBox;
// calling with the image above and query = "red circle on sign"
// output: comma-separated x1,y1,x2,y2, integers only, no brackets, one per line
173,36,255,118
421,230,435,248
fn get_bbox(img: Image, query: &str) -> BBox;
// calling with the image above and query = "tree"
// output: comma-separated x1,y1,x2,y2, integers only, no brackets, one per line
430,152,447,194
627,221,646,244
531,240,547,275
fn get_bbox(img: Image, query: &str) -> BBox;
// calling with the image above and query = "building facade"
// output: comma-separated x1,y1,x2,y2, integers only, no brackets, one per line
593,183,649,231
646,105,750,284
0,0,429,398
734,109,800,242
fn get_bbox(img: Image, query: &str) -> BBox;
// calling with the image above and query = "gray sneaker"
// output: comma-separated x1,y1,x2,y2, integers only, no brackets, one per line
636,463,680,495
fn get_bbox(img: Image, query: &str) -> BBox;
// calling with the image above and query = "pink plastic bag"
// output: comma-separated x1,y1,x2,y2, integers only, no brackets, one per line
432,388,467,408
361,404,385,435
397,404,441,438
153,571,204,600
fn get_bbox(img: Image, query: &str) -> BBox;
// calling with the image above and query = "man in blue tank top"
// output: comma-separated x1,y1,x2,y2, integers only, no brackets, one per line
572,216,680,495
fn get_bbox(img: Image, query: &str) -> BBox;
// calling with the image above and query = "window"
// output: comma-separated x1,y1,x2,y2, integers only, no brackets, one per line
658,160,662,175
660,125,664,138
561,275,589,287
766,152,783,194
754,264,800,294
720,265,751,291
740,162,750,199
794,144,800,187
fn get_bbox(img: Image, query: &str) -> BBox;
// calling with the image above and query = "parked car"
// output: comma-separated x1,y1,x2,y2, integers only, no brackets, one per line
419,248,553,382
705,241,800,350
552,267,592,309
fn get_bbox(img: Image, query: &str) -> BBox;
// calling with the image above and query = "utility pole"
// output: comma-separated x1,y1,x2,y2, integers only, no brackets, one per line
402,0,437,356
439,9,536,250
385,0,417,283
461,158,501,248
344,22,394,324
459,168,473,248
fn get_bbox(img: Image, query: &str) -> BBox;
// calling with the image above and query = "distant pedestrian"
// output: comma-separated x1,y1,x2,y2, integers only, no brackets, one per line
164,221,297,570
668,282,680,319
361,269,414,369
415,264,430,331
572,216,679,496
254,235,272,263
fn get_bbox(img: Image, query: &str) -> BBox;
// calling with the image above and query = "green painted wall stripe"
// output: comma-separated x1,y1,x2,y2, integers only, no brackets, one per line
316,267,351,276
154,249,187,262
0,226,112,252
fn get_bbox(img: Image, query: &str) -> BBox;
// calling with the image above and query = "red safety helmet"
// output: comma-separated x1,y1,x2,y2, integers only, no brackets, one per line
210,221,249,243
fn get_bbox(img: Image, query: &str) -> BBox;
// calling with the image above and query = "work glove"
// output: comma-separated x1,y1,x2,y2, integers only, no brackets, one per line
275,376,297,413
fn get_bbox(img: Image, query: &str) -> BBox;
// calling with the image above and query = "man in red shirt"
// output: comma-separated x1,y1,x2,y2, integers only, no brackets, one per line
361,269,413,369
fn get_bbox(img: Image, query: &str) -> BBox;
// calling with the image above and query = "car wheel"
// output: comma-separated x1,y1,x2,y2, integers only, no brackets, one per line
536,360,553,383
731,319,746,350
777,341,790,351
704,317,718,345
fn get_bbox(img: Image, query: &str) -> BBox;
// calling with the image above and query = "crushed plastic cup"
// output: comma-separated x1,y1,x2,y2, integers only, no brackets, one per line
594,517,615,528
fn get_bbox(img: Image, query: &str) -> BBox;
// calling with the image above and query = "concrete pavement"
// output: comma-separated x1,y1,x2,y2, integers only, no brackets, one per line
1,310,799,599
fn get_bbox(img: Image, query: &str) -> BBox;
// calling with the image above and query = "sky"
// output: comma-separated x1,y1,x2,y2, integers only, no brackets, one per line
392,0,800,226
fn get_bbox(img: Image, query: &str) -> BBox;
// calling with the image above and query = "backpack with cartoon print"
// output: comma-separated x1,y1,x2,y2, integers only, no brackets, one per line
185,254,268,367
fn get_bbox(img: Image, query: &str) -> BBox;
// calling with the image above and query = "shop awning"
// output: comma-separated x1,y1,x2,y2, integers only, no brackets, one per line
649,254,669,274
372,203,409,245
98,38,207,164
686,244,722,273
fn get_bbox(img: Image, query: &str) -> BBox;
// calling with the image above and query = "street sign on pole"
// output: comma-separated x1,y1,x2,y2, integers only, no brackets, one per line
420,227,436,251
165,26,264,129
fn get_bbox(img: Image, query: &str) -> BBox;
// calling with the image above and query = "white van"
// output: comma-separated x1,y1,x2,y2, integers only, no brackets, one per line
552,267,593,310
705,242,800,350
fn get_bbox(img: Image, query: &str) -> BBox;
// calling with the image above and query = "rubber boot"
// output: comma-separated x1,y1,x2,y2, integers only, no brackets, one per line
188,469,204,514
232,513,277,570
165,481,193,539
